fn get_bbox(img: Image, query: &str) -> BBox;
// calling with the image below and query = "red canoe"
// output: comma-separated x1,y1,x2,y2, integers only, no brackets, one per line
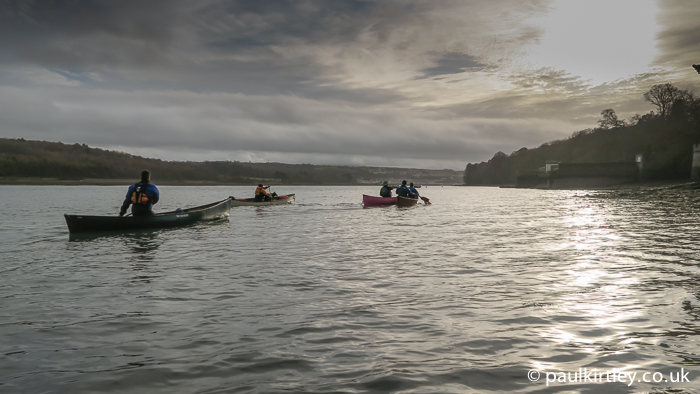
397,196,419,207
362,194,397,207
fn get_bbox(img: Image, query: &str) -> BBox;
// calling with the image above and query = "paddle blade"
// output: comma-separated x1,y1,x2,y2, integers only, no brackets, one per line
420,196,431,204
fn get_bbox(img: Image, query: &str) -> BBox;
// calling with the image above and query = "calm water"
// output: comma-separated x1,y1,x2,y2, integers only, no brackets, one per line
3,184,700,393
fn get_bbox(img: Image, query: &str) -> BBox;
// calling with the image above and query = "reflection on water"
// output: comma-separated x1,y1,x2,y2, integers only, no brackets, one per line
2,185,700,393
127,234,160,255
69,229,161,244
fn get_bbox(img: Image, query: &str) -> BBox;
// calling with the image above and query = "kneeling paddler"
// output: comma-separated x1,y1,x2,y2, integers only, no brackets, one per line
254,184,272,202
119,170,160,216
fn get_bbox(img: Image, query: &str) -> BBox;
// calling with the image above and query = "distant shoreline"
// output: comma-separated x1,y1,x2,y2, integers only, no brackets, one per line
0,177,459,187
4,177,689,188
0,178,251,186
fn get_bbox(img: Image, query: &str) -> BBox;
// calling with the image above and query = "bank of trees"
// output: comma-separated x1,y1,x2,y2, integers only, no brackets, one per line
464,83,700,185
0,138,463,185
0,138,366,184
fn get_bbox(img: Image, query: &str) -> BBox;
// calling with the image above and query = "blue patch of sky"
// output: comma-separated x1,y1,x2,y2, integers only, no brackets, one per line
418,52,486,79
49,68,94,84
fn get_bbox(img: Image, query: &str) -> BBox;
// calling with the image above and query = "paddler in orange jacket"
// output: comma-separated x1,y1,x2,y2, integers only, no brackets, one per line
254,184,272,202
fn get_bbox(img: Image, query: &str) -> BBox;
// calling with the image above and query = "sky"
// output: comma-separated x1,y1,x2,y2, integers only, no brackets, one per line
1,0,699,170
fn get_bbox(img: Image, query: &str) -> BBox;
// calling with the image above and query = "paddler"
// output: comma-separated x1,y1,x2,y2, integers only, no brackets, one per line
254,184,272,202
407,182,420,198
379,181,393,197
119,170,160,216
395,180,410,198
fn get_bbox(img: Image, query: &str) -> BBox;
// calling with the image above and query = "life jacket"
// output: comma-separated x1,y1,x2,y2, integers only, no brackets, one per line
255,186,270,197
131,182,150,205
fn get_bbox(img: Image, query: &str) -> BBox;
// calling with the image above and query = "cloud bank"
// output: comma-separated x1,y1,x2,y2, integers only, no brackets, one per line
0,0,698,169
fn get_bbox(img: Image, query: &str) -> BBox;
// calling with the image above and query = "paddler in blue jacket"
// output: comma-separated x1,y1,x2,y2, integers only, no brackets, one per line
395,180,410,197
407,182,420,198
119,170,160,216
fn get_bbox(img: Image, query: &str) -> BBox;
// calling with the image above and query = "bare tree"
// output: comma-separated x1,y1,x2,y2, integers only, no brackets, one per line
643,83,691,119
598,108,625,129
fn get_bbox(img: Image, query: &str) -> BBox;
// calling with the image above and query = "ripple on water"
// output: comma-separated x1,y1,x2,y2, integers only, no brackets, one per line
3,186,700,393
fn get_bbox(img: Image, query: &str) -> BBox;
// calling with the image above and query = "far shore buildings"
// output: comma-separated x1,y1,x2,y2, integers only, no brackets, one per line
516,157,644,189
515,143,700,189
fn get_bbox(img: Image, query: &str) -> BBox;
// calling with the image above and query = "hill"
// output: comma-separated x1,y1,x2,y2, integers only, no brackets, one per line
464,83,700,186
0,138,462,186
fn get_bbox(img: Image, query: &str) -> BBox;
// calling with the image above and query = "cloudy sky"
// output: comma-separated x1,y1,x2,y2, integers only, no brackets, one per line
1,0,699,170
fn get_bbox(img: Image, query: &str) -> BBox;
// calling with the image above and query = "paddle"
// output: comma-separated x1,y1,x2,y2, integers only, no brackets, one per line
420,196,431,205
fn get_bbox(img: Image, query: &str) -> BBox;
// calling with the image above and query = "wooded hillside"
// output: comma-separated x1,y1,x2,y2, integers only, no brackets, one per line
464,83,700,185
0,138,462,185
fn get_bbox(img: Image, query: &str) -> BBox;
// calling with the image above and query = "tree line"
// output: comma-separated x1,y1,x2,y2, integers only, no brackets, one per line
464,83,700,185
0,138,461,185
0,138,367,184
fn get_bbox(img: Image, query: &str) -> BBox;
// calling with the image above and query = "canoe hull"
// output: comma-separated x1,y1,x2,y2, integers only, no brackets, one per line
397,196,419,207
64,198,232,233
230,194,295,206
363,194,397,207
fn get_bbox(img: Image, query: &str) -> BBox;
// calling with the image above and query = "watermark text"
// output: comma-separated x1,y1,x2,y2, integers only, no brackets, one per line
527,368,690,387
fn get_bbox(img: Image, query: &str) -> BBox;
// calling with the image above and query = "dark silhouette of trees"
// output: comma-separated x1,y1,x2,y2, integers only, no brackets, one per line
598,108,625,129
464,82,700,185
644,83,693,119
627,111,655,126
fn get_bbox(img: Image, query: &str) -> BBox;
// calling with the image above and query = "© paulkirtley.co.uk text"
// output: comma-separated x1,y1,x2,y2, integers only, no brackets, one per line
527,368,691,387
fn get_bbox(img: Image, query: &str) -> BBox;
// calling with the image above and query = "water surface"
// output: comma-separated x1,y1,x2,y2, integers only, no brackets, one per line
2,185,700,393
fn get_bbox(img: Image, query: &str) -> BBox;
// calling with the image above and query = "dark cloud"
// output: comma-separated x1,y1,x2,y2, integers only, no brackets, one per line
0,0,546,91
199,0,376,46
0,0,176,65
655,0,700,70
0,1,375,90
